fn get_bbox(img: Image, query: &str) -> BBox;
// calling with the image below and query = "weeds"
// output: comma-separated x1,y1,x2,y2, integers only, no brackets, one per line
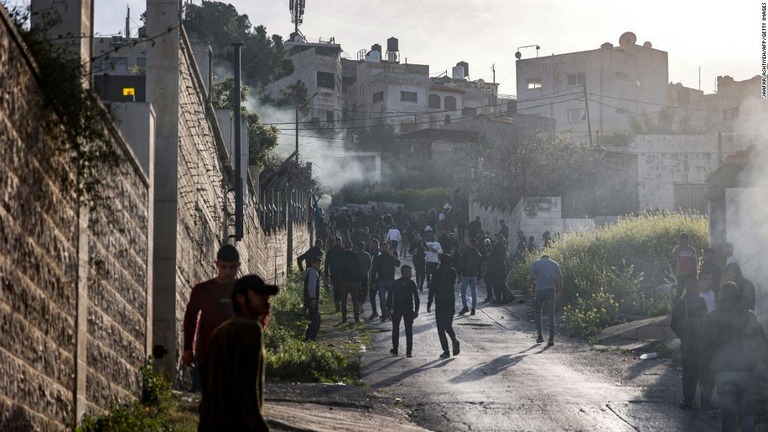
511,213,708,337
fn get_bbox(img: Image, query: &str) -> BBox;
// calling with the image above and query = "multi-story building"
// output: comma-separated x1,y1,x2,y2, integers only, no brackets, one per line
260,33,343,126
515,32,668,143
344,38,499,134
92,32,149,102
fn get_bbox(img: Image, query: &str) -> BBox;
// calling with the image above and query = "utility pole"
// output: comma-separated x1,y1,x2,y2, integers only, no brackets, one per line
582,82,593,147
233,42,244,240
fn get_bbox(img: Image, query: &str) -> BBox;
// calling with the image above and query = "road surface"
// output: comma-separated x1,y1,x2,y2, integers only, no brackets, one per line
362,270,721,431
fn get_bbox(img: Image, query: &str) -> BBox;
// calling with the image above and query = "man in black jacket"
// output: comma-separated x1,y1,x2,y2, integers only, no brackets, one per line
356,241,372,316
428,254,460,359
487,236,511,304
409,233,427,291
336,240,364,323
371,242,401,322
458,238,483,315
670,277,708,410
387,265,420,357
297,239,324,272
701,282,768,429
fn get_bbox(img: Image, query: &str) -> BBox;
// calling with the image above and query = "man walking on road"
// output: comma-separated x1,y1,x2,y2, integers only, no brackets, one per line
424,232,442,287
303,256,322,341
458,238,483,315
387,265,420,357
337,240,364,323
672,232,697,298
198,274,278,431
371,242,401,322
182,244,240,392
324,236,344,312
670,276,708,410
529,254,563,346
428,254,460,359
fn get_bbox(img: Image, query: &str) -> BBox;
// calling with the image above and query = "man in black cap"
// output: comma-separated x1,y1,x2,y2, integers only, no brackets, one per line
198,274,279,432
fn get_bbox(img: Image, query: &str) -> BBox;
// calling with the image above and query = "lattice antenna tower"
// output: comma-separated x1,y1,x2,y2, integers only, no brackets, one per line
290,0,306,34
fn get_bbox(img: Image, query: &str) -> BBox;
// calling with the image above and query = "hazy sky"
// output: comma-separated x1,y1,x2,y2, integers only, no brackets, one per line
90,0,761,96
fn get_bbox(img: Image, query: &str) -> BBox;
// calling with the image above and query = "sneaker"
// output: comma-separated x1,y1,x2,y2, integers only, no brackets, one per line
380,316,387,322
369,312,379,320
340,318,347,324
679,401,693,410
390,348,398,356
547,339,554,347
470,309,475,315
452,340,460,356
459,306,470,315
406,352,413,358
439,351,450,359
536,335,544,344
483,298,493,303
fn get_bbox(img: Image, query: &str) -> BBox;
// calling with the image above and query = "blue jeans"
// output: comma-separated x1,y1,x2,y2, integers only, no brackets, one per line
534,288,556,340
460,276,478,309
717,372,756,432
377,280,393,316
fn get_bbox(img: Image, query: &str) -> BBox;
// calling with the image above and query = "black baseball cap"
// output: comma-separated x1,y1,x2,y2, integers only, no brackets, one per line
232,274,279,298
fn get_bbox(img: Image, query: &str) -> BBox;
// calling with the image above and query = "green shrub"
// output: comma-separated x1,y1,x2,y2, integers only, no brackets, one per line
264,269,362,383
76,361,174,432
510,213,707,337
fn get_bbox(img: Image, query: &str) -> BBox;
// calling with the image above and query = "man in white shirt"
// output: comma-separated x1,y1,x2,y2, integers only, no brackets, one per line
385,226,402,253
424,232,443,287
698,269,716,313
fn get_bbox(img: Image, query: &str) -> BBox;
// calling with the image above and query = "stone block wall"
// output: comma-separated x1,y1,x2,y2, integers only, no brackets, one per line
0,6,151,429
630,134,746,211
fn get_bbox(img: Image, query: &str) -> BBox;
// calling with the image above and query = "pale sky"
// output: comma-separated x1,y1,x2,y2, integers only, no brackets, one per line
89,0,762,96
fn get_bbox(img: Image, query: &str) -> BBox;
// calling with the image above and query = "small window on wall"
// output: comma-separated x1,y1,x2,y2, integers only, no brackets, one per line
317,71,335,89
428,94,441,109
444,96,457,110
401,91,417,102
567,108,586,122
674,184,708,215
526,78,542,89
566,72,585,87
373,91,384,103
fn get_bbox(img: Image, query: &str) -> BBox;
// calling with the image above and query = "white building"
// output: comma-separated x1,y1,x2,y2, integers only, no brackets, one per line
261,33,343,125
516,32,668,143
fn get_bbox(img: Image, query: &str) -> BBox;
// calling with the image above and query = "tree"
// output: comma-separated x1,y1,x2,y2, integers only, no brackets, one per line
183,1,293,89
211,78,279,170
471,130,605,214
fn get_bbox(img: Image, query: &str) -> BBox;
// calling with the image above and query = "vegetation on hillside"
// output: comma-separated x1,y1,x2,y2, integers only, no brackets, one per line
509,213,708,337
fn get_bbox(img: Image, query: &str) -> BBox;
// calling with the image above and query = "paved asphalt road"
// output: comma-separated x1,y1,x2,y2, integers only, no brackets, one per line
362,259,722,431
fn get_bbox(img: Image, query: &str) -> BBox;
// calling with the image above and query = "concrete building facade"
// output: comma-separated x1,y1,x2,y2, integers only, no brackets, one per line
516,32,668,143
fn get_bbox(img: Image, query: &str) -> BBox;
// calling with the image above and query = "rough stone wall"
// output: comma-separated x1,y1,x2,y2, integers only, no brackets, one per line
0,15,77,430
85,160,150,414
0,7,150,429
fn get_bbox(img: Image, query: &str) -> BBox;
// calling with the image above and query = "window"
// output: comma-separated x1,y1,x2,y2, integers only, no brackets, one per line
673,184,707,214
526,78,542,89
428,94,441,109
444,96,457,110
325,110,334,122
372,91,384,103
567,108,586,122
112,57,127,74
317,71,335,89
136,57,146,68
400,91,418,102
567,72,586,87
462,107,477,117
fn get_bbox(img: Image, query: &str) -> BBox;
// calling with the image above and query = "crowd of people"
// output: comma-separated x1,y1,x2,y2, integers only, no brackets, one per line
671,233,768,431
180,211,765,431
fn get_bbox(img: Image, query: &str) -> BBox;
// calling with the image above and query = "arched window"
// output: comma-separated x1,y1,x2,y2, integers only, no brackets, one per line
428,94,441,109
445,96,457,110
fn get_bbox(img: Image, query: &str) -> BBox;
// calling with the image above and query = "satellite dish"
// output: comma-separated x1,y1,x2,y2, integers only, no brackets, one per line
477,79,485,88
619,32,637,47
515,51,522,59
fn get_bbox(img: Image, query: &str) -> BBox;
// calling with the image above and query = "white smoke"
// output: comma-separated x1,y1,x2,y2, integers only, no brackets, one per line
245,93,375,192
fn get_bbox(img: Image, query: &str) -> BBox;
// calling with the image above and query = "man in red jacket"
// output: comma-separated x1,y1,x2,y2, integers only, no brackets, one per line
181,244,240,392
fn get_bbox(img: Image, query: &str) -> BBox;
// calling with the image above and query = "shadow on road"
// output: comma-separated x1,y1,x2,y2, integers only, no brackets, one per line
370,358,454,389
448,345,540,384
